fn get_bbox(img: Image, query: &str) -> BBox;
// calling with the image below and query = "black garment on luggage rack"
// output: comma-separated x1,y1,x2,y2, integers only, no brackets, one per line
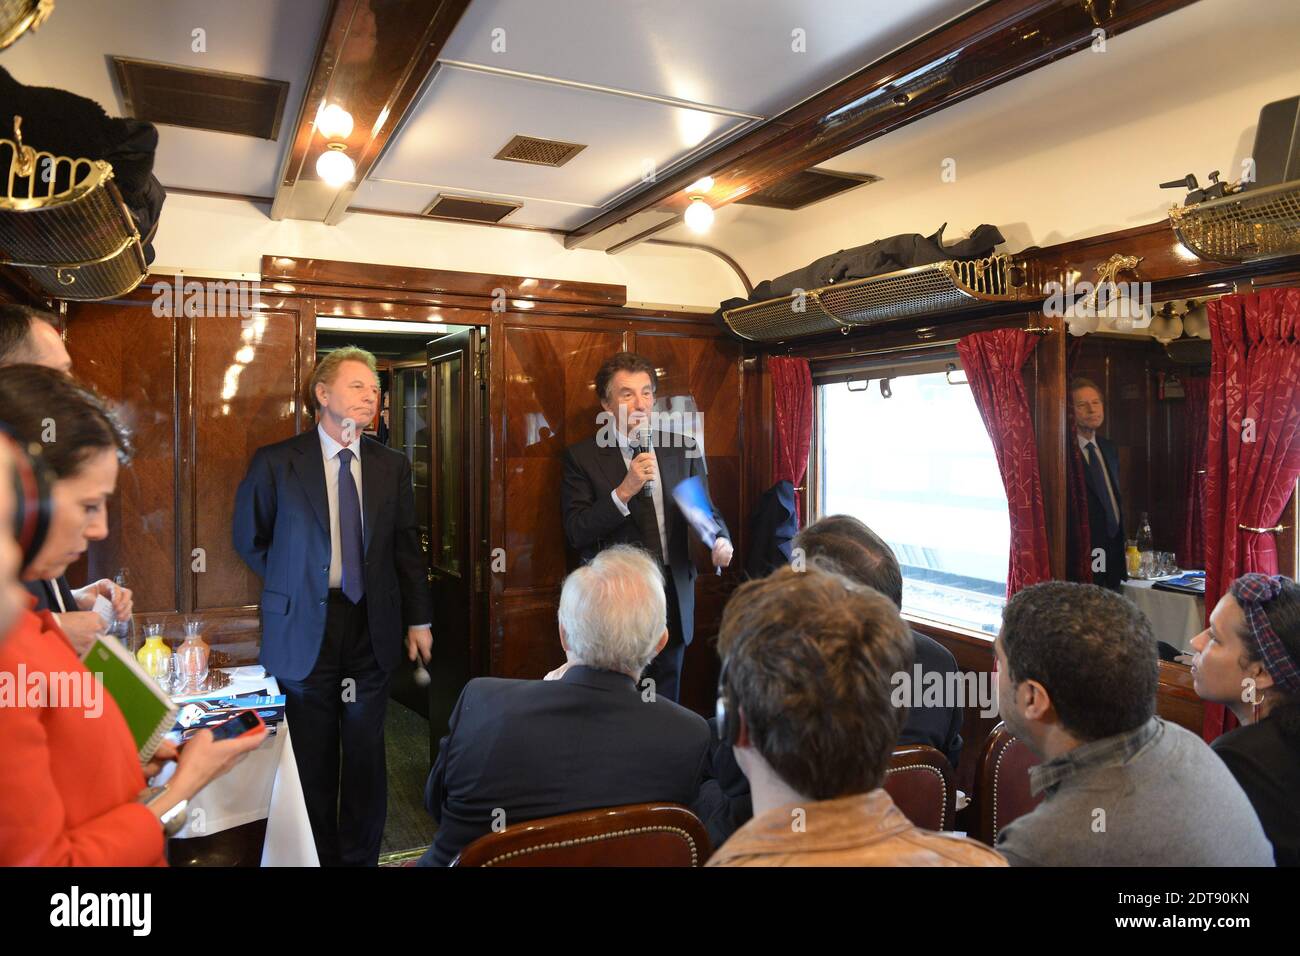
716,222,1005,316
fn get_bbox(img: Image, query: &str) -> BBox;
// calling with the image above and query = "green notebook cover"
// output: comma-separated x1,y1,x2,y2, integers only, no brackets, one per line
82,636,178,762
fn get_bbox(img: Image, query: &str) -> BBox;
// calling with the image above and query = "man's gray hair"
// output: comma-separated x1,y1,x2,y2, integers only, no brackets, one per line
557,545,666,677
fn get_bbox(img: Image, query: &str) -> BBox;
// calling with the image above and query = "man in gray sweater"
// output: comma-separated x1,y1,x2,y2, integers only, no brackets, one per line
993,581,1274,867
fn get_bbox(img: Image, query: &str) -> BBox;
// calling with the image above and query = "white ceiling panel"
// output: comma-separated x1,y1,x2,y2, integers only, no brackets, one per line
372,64,749,208
0,0,328,196
439,0,980,118
351,178,602,231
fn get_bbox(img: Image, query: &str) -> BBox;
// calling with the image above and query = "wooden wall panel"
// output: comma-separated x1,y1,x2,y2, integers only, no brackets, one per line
492,319,743,717
190,308,305,610
64,300,181,614
634,332,744,713
501,325,625,597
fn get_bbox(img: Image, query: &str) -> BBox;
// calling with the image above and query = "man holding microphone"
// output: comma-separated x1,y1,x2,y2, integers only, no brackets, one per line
561,352,731,702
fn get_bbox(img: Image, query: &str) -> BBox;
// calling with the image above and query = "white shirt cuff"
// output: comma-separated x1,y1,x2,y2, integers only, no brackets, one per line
610,488,631,517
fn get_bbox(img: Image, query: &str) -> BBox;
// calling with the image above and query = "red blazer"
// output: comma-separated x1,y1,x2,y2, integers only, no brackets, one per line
0,601,166,866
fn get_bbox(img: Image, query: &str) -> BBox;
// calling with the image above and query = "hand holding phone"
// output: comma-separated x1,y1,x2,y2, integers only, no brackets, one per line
209,708,266,742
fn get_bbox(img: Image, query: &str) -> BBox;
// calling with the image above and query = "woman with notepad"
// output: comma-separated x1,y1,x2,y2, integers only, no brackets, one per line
0,368,265,866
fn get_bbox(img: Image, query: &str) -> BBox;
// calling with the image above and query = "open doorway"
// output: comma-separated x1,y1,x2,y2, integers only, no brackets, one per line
315,316,486,862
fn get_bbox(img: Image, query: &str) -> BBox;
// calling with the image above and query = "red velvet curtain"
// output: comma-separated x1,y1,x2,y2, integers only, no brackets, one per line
957,328,1053,598
770,356,813,526
1179,376,1209,570
1203,287,1300,740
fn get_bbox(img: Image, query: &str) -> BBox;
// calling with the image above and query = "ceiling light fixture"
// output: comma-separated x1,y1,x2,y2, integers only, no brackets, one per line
316,143,355,187
316,103,354,140
684,196,714,233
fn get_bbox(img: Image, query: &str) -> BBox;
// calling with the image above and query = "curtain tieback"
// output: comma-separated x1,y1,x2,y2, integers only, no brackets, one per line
1237,523,1286,533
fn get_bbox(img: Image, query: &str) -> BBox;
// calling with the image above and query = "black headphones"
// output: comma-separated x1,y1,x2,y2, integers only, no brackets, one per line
1,431,53,574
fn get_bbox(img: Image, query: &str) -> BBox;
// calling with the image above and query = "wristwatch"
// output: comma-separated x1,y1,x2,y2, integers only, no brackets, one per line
137,785,189,838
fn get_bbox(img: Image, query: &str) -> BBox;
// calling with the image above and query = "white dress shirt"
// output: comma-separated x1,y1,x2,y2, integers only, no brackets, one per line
1077,431,1121,523
609,433,670,561
318,424,364,589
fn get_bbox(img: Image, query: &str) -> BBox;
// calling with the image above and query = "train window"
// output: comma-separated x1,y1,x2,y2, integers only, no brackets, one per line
815,367,1009,636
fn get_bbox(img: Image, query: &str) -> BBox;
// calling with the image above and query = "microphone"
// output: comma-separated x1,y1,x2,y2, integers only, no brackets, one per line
637,424,655,498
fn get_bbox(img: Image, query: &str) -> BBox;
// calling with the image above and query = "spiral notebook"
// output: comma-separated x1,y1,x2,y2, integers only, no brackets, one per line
81,635,178,762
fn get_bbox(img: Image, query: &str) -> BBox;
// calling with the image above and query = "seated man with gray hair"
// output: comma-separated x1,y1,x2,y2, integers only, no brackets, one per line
417,545,711,865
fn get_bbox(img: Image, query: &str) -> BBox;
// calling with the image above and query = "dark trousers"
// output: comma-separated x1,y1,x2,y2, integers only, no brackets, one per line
279,591,389,866
640,570,686,703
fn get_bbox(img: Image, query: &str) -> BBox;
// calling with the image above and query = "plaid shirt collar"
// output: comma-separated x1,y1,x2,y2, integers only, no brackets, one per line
1029,717,1162,797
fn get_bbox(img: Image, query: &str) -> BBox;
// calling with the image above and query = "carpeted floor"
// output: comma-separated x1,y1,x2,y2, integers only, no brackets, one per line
380,699,438,862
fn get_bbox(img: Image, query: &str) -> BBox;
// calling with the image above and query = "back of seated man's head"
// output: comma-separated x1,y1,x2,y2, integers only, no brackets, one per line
718,565,913,801
794,515,902,608
996,581,1157,756
0,305,71,372
557,544,667,679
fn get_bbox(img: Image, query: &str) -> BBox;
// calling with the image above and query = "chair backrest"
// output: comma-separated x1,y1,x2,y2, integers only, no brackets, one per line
971,722,1043,845
883,744,956,831
452,803,712,867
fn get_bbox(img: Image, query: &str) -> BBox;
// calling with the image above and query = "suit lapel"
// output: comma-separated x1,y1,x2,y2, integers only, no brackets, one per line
290,430,330,537
360,439,382,556
595,439,630,494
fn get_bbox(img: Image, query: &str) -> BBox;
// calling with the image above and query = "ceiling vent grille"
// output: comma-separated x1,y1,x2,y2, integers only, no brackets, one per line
736,169,880,210
111,56,289,140
493,134,586,168
421,193,522,224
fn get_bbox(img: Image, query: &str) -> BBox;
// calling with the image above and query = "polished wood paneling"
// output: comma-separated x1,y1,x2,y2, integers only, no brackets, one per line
271,0,472,224
501,325,624,598
63,280,312,659
64,300,181,614
490,319,744,716
1071,335,1198,564
190,309,305,610
263,256,626,308
634,332,744,712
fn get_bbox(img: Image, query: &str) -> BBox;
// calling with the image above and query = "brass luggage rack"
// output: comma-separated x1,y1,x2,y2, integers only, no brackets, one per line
0,0,54,51
0,116,149,301
1168,179,1300,263
720,253,1028,343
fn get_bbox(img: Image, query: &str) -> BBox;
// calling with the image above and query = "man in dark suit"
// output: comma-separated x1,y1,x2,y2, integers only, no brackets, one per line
561,351,731,703
418,545,710,865
234,346,432,866
1072,377,1126,590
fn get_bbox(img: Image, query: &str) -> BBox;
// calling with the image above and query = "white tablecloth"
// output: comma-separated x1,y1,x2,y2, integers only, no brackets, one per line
1122,579,1205,652
156,666,318,866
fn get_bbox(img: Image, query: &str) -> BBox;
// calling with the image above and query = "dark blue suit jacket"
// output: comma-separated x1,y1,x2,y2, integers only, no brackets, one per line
419,665,711,865
1081,433,1127,588
232,429,432,681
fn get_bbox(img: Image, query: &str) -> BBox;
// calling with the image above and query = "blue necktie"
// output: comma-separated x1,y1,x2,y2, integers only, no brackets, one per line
337,448,364,603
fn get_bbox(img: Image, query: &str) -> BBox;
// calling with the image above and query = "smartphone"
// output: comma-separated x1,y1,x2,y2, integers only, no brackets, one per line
208,709,265,742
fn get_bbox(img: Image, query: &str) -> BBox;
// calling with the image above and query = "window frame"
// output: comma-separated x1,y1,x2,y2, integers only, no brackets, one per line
808,349,1007,642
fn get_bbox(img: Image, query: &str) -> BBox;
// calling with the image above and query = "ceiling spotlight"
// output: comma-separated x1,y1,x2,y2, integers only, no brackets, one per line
316,144,355,187
686,176,714,194
684,196,714,233
316,103,354,140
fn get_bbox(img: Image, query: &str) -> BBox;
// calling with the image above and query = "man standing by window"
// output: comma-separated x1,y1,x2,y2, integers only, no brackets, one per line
1072,377,1126,590
234,346,432,866
561,352,731,703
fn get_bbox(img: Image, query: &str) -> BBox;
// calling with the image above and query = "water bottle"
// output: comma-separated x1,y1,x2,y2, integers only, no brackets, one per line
1136,514,1154,578
109,569,132,648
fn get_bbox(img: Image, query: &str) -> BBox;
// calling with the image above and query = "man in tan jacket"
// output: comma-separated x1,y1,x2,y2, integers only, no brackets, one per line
706,565,1004,867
